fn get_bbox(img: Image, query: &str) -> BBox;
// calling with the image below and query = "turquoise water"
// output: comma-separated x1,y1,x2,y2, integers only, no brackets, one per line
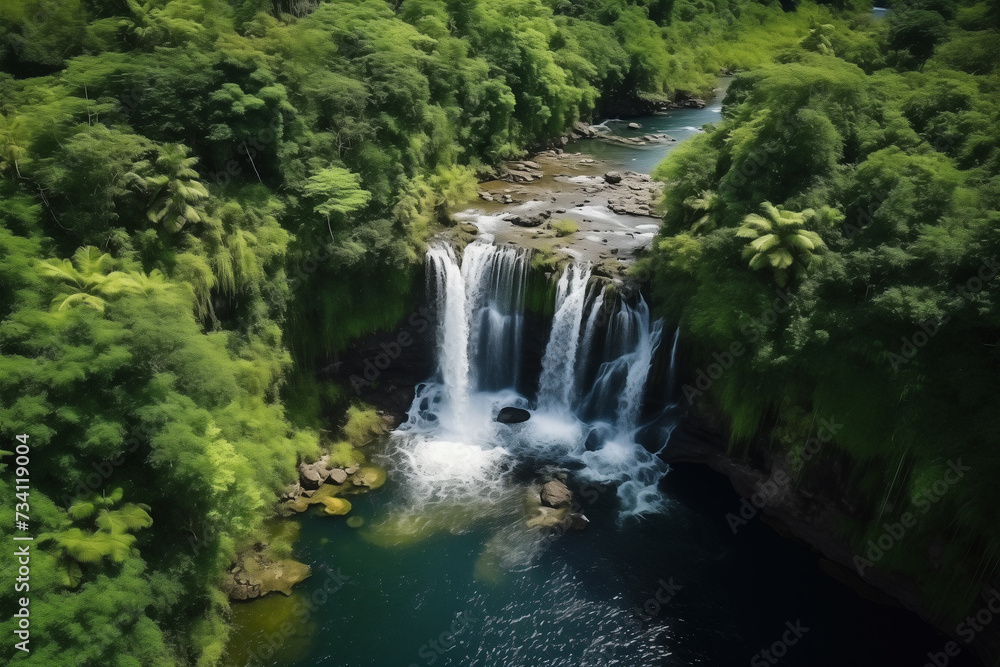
565,91,727,174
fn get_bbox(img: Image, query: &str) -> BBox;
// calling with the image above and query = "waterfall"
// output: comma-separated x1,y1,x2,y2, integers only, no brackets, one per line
667,326,680,399
461,242,528,392
426,245,470,421
537,263,591,411
579,295,662,432
399,241,671,519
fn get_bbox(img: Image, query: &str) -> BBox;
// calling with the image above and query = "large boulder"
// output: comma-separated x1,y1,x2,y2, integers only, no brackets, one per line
298,460,329,489
497,406,531,424
540,479,573,509
604,171,623,184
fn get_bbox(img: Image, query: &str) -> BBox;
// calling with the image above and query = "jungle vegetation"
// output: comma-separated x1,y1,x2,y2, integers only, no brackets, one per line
644,0,1000,623
0,0,860,663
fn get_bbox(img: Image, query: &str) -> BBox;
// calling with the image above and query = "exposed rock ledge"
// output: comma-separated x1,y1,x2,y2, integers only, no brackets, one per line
224,548,311,601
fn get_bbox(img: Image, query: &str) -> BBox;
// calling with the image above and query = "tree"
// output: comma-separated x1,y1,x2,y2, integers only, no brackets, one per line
301,165,372,241
682,189,719,234
736,202,826,287
130,144,209,233
888,10,948,68
36,246,142,313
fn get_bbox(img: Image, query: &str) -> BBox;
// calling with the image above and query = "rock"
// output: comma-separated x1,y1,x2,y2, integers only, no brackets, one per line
350,466,387,489
224,552,311,601
540,480,573,509
628,122,642,129
281,483,303,501
594,258,625,279
507,213,548,228
497,406,531,424
504,169,541,183
501,194,513,204
604,171,623,184
298,461,328,489
328,468,348,484
526,505,568,529
568,513,590,530
478,191,494,202
458,223,479,235
344,465,360,475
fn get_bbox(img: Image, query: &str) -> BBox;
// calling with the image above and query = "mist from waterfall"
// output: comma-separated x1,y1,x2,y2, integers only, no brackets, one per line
397,240,672,518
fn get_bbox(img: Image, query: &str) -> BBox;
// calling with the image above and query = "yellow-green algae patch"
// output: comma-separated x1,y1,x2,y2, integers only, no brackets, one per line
319,497,352,515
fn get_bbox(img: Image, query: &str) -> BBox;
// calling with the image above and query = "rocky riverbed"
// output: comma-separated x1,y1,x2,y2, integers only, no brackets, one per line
453,149,664,274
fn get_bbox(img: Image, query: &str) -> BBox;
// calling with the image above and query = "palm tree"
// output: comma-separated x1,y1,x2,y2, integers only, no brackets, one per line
736,201,825,287
36,246,142,312
130,144,209,233
683,189,719,234
0,115,28,178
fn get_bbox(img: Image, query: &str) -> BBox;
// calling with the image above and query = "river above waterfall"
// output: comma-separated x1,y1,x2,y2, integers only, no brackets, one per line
221,98,981,667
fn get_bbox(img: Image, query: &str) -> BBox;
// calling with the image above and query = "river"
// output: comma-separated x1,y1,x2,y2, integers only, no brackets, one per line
221,90,979,667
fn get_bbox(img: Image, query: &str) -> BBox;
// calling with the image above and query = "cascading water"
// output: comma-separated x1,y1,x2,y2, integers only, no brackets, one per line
394,240,672,524
537,263,591,412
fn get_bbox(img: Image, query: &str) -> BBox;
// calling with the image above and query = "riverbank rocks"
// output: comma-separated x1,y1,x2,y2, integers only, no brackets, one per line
501,160,544,183
497,406,531,423
350,466,387,489
298,455,352,490
606,171,662,218
572,121,598,138
224,552,311,601
628,122,642,129
604,171,623,184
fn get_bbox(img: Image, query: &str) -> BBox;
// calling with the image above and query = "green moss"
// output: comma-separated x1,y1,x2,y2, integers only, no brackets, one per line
551,219,578,237
340,404,386,447
327,441,366,467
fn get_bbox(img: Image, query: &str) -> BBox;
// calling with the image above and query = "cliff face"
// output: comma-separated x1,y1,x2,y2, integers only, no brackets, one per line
664,408,1000,667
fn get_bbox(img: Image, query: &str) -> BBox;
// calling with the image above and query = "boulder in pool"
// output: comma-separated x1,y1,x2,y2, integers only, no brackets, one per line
540,480,573,509
497,407,531,424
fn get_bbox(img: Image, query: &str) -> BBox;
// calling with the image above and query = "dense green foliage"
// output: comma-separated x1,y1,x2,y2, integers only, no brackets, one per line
645,0,1000,621
0,0,830,664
